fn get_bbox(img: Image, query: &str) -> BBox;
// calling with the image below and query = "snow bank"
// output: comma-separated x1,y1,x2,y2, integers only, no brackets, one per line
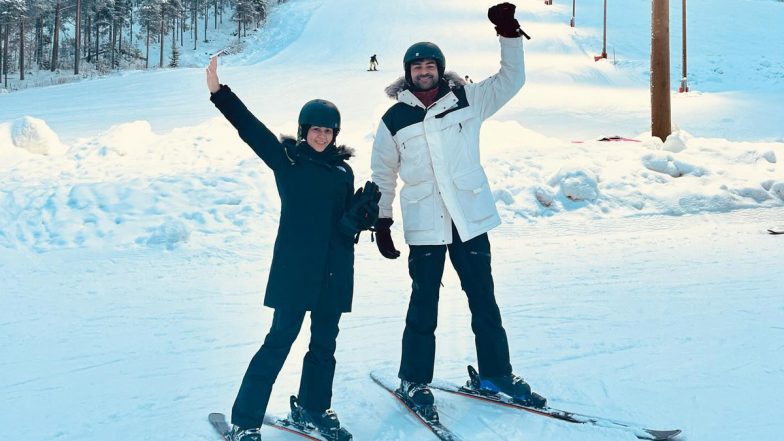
0,116,65,156
2,115,782,252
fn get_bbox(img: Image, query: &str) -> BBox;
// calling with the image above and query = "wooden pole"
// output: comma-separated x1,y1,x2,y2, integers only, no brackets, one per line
651,0,672,141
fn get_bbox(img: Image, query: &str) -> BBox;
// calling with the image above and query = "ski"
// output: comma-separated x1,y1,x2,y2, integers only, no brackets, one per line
767,229,784,235
572,136,641,144
209,409,348,441
370,371,464,441
429,366,681,441
208,413,232,441
268,395,352,441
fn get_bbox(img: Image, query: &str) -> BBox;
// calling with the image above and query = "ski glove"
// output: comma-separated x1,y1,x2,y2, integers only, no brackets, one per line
373,217,401,259
339,181,381,240
488,2,526,38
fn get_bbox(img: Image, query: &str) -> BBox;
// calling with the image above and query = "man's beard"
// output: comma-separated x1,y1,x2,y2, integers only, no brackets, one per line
413,74,438,91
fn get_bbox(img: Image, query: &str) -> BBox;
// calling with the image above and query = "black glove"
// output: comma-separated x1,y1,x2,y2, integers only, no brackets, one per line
339,181,381,239
488,2,525,38
373,217,401,259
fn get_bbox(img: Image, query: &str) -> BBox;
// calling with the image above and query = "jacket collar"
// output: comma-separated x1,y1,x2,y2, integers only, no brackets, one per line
385,71,466,114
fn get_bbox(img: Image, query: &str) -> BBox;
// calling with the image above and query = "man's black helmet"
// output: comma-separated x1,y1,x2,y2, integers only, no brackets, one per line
298,99,341,141
403,42,446,87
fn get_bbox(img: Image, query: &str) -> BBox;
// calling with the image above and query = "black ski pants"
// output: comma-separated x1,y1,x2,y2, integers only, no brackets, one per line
231,307,341,429
398,225,512,384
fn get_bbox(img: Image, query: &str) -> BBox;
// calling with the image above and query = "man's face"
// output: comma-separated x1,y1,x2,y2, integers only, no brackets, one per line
410,59,439,90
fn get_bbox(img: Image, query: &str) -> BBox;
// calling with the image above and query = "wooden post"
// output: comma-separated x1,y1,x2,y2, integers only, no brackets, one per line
651,0,672,141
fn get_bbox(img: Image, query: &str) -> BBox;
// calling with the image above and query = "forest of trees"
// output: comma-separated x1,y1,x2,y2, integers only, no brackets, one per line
0,0,287,87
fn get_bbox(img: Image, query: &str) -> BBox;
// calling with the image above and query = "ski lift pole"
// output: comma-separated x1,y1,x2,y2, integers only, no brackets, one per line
679,0,689,92
601,0,608,58
571,0,576,27
595,0,608,60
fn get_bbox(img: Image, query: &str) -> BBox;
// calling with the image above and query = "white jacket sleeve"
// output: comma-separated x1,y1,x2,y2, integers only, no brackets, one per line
467,36,526,121
370,120,400,219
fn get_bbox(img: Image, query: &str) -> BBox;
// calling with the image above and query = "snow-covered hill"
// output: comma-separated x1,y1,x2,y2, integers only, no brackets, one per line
2,0,783,251
1,1,784,440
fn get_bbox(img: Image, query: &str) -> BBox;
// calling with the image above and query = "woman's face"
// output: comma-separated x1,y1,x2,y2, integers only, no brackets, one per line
306,126,334,152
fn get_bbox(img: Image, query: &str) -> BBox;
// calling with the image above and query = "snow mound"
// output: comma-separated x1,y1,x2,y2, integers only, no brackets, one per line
641,152,704,178
548,166,599,202
138,219,191,250
663,131,690,153
770,182,784,201
0,116,65,156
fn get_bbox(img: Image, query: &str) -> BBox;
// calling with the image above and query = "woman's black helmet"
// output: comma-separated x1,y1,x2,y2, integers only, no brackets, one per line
298,99,341,141
403,42,446,87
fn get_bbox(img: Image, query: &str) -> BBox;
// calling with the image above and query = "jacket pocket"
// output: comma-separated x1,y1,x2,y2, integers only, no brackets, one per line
400,181,435,232
453,168,496,222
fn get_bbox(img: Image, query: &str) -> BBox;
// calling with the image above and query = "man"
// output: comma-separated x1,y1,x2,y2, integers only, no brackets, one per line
369,54,379,71
370,2,546,416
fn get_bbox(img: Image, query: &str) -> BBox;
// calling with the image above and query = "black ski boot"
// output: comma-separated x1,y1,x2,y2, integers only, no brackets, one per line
397,380,439,423
289,396,352,441
226,425,262,441
471,365,547,408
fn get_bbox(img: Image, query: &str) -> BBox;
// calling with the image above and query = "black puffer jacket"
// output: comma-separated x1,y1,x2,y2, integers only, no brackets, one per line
211,85,356,313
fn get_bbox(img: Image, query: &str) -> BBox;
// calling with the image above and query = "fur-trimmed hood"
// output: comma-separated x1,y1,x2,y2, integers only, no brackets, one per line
280,135,355,163
384,71,467,99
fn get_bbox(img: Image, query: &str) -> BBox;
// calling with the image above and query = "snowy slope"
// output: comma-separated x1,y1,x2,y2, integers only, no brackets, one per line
1,0,784,440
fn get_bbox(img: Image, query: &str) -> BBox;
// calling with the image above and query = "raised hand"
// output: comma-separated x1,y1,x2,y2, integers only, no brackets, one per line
206,56,220,94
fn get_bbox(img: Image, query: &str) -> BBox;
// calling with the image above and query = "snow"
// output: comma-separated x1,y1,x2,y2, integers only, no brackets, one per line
1,0,783,440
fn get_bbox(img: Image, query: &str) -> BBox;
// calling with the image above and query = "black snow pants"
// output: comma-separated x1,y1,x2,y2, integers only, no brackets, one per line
398,225,512,384
231,308,341,429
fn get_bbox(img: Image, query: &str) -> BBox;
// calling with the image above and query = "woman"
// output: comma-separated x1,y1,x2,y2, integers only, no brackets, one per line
206,57,378,441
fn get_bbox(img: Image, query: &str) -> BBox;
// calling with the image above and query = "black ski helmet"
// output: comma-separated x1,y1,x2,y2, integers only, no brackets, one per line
403,42,446,87
298,99,341,141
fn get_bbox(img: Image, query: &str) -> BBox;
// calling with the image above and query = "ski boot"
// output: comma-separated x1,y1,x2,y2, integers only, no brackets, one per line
226,425,262,441
288,395,353,441
469,365,547,408
397,379,439,423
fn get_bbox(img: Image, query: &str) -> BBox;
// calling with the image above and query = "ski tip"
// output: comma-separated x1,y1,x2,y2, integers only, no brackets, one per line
643,428,682,440
767,229,784,235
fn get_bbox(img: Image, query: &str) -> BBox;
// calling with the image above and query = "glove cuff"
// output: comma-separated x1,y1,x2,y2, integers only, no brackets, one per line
496,24,524,38
374,217,394,231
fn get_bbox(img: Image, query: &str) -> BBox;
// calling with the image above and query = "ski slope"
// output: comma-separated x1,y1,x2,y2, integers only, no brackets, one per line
1,0,784,440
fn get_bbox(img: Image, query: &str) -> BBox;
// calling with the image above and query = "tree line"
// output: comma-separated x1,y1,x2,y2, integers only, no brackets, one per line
0,0,286,87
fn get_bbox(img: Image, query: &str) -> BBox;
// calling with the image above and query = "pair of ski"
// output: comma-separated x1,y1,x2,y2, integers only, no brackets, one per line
209,366,681,441
209,396,351,441
371,366,681,441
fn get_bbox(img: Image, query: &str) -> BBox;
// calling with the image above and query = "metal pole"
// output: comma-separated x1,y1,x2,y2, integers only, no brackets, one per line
651,0,672,141
679,0,688,92
74,0,81,75
571,0,575,27
602,0,608,58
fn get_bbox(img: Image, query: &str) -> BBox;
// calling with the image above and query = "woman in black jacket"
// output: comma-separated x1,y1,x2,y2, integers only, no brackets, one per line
206,57,377,441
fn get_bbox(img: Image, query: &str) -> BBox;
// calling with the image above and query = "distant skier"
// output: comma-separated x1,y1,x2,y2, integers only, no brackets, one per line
206,57,379,441
369,54,379,71
464,75,474,83
370,2,546,417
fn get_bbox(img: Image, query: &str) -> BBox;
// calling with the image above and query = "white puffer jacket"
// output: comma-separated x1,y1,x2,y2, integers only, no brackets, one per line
371,36,525,245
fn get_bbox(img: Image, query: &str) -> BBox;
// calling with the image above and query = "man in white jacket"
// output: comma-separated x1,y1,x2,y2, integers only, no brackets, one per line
370,2,546,415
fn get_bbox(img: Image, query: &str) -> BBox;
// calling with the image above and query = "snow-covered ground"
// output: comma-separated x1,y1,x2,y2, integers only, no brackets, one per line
1,0,783,440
